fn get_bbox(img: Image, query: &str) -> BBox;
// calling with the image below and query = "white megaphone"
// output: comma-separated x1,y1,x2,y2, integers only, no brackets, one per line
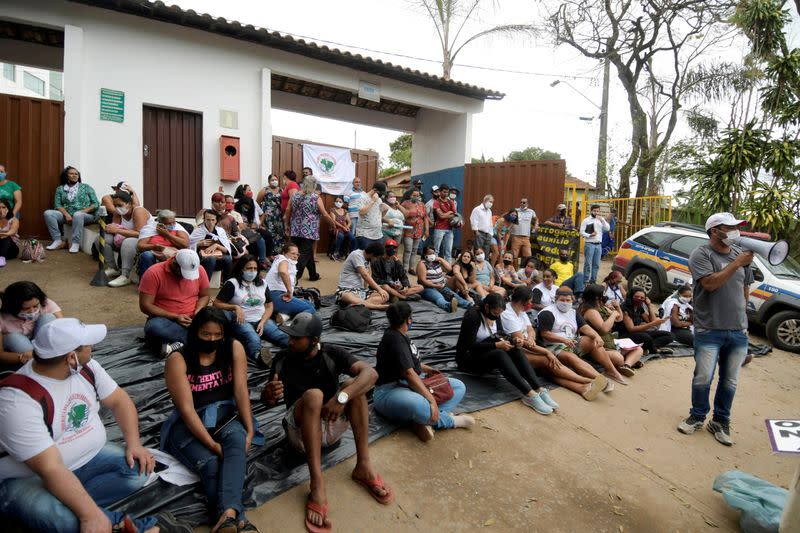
735,236,790,265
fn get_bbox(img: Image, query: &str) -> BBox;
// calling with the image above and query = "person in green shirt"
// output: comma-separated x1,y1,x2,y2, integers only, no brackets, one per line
44,166,99,253
0,164,23,218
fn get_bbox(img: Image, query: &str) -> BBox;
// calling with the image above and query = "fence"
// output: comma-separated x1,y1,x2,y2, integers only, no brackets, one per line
594,195,673,253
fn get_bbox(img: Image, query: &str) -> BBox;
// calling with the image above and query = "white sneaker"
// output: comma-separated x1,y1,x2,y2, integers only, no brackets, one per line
69,243,80,253
105,268,121,277
46,240,64,250
108,275,131,287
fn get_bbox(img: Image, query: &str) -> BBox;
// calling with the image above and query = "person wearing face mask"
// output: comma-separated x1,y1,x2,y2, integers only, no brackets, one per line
490,211,516,267
659,284,694,346
95,191,153,288
0,318,187,533
373,302,474,442
516,257,540,288
100,181,141,221
469,194,494,256
162,308,261,533
511,197,538,268
136,209,191,277
615,287,675,356
432,184,457,262
261,312,394,532
266,243,317,318
213,255,289,366
344,177,365,249
257,174,285,255
447,250,481,302
543,203,575,230
416,246,471,313
190,210,234,282
371,240,423,302
329,195,352,261
283,175,337,282
0,163,23,219
401,178,424,203
351,180,388,250
472,247,506,298
44,166,100,254
0,281,63,369
456,293,556,414
401,188,428,273
336,242,391,310
547,248,585,298
579,204,610,284
678,213,753,446
496,251,526,292
0,198,19,266
602,271,627,303
381,191,406,243
139,249,211,357
448,188,459,211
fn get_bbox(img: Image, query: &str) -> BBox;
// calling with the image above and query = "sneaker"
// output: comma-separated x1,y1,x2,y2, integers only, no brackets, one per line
406,294,421,302
603,379,615,393
105,268,121,277
580,381,602,402
160,341,184,358
46,239,65,250
658,347,674,355
452,413,476,429
107,275,131,287
538,389,560,410
619,364,635,377
154,511,193,533
412,423,434,442
69,242,80,253
707,420,733,446
0,257,5,268
677,414,705,435
450,297,458,313
521,393,553,415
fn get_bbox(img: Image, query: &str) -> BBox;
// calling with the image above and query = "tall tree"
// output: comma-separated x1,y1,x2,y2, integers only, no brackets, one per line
416,0,536,79
388,133,412,169
549,0,737,197
506,146,562,161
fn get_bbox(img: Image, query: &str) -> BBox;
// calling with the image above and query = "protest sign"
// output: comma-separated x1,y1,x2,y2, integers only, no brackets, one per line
531,225,580,270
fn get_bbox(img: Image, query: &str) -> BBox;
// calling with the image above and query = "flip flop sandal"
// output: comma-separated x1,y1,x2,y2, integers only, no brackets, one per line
351,472,395,505
214,516,238,533
112,516,138,533
238,520,260,532
632,361,644,369
305,496,332,533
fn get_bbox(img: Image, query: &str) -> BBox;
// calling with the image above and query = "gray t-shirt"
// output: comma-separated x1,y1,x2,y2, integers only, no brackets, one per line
513,208,536,236
339,250,368,289
689,244,754,331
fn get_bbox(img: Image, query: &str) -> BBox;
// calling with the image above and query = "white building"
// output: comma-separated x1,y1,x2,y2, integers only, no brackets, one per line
1,63,63,101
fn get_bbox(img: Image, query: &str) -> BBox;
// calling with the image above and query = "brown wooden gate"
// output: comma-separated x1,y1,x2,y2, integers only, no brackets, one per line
142,105,202,217
0,94,64,238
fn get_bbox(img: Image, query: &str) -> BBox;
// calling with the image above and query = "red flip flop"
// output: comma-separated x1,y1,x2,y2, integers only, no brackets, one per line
351,472,395,505
305,496,332,533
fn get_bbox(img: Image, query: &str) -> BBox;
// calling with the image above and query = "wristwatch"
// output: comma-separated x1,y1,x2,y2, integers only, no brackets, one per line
337,391,349,405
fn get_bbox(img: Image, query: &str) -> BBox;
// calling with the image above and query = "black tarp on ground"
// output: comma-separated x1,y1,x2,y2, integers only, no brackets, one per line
101,301,523,525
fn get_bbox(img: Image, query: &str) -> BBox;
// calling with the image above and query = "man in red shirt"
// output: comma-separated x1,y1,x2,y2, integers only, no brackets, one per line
139,248,210,356
432,184,457,262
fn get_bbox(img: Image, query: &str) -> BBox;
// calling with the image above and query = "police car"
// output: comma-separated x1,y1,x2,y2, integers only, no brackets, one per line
613,222,800,352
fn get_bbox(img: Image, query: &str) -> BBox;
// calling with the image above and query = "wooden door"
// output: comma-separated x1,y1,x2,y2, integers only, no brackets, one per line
142,106,202,217
0,94,64,238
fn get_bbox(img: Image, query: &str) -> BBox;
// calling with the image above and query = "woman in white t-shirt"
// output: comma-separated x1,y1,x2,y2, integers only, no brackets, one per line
660,285,694,346
265,243,315,317
501,286,604,402
213,255,289,365
531,269,558,311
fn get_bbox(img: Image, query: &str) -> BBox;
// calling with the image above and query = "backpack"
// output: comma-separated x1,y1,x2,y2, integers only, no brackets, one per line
19,239,45,263
0,366,97,458
330,304,371,333
294,287,321,310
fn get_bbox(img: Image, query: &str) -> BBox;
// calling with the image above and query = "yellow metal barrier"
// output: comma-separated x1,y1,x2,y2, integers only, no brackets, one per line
594,195,673,254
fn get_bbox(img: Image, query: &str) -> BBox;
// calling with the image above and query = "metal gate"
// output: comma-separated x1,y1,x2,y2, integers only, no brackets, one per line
594,195,672,253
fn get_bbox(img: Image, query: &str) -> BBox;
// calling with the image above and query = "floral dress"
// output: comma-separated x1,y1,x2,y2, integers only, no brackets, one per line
260,188,284,254
289,192,320,240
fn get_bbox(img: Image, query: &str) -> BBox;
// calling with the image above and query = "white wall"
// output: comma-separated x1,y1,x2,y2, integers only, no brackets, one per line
411,108,472,176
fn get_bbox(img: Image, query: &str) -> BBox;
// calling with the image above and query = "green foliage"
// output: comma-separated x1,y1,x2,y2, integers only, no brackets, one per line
506,146,562,161
388,134,412,169
380,166,401,178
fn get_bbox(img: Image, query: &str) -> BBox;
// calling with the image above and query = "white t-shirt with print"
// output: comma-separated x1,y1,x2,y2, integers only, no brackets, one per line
500,303,532,339
0,359,118,480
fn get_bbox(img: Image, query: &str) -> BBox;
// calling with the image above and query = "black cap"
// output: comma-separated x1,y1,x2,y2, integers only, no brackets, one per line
413,179,423,186
279,312,323,337
373,181,387,193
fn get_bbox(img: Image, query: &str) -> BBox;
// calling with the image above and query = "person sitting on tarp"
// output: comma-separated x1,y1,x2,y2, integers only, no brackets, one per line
265,243,317,318
495,251,527,293
548,248,585,299
260,312,395,533
455,292,557,415
161,308,261,533
416,246,472,313
139,249,211,358
335,242,390,311
473,247,507,299
373,301,476,442
0,318,190,533
0,281,63,371
516,257,540,288
370,239,423,302
213,255,289,367
531,269,558,312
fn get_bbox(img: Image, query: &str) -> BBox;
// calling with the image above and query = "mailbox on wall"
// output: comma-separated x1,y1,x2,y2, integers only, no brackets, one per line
220,135,240,181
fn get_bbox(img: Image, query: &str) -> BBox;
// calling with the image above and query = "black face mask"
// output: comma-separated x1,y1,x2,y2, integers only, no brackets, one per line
386,248,397,256
559,255,569,262
503,259,512,265
559,209,566,216
484,308,502,321
196,338,222,353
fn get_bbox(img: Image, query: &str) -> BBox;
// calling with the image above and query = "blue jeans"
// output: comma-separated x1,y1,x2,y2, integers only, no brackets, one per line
269,290,316,316
2,313,56,354
334,231,353,258
138,250,158,277
164,408,248,520
144,316,188,347
357,236,383,250
200,254,232,281
690,329,749,424
432,229,453,261
373,377,466,429
224,312,289,359
0,443,155,533
583,242,602,283
421,287,471,311
44,210,98,244
349,219,361,250
252,236,267,262
562,273,585,295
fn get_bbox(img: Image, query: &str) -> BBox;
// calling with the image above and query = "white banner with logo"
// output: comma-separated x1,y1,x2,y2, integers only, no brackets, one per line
302,143,356,195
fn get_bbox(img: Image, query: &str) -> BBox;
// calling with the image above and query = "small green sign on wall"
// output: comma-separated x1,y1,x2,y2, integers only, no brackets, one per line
100,88,124,123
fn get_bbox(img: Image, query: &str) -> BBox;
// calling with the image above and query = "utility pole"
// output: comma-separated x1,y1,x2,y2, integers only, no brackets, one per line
597,56,610,196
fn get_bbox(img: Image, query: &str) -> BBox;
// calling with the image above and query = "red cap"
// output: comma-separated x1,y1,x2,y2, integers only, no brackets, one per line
385,239,398,247
211,192,225,202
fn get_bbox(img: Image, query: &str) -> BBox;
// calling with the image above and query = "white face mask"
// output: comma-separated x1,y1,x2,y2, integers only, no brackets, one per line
269,179,279,187
242,270,258,282
556,301,571,313
18,309,41,321
426,254,437,262
484,202,493,209
116,206,129,216
720,229,740,246
449,193,457,200
68,352,82,377
334,201,344,208
678,296,691,304
475,253,485,262
387,197,397,205
287,258,298,266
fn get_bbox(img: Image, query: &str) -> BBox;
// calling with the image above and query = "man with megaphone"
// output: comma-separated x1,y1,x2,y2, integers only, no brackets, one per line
677,212,754,446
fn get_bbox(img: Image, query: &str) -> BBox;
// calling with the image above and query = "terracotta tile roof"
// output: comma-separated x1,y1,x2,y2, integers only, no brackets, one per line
565,176,596,190
69,0,505,101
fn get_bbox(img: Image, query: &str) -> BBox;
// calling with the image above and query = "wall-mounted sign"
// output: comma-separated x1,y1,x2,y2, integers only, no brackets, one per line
358,80,381,103
100,88,124,123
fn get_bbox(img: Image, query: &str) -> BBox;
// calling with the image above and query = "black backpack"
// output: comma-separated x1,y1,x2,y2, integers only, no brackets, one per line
293,287,322,310
330,304,371,333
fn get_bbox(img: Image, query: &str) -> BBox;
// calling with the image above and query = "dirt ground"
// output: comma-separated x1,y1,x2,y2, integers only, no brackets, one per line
2,251,798,532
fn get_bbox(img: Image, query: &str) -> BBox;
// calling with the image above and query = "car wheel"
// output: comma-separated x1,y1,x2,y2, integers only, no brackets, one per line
628,268,661,300
766,310,800,353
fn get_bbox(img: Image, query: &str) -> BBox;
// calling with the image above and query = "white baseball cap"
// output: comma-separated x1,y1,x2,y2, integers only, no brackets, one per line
175,249,201,280
32,318,107,359
557,203,567,210
705,212,747,231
